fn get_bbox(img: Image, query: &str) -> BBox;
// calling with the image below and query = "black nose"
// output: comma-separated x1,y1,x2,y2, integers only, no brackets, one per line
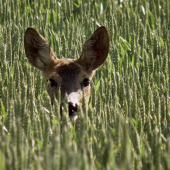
68,102,78,116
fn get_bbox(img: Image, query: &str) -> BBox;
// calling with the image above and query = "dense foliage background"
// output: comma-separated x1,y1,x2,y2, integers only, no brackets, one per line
0,0,170,169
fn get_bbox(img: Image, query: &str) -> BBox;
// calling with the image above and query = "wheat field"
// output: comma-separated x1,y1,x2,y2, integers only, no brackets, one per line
0,0,170,169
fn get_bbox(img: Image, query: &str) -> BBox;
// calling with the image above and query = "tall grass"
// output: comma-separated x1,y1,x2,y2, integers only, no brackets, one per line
1,0,170,169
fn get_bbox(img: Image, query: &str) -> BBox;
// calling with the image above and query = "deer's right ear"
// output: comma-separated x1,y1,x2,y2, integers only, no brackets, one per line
24,27,57,71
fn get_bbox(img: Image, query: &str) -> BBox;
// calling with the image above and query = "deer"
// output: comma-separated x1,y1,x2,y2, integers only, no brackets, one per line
24,26,109,121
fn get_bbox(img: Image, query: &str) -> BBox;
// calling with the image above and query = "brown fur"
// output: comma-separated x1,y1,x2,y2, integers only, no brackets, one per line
24,26,109,119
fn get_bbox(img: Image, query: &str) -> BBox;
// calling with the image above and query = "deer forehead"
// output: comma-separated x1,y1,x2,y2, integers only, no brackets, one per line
57,61,81,78
49,59,92,83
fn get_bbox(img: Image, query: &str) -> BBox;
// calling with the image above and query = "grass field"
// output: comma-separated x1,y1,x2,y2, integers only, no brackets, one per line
1,0,170,169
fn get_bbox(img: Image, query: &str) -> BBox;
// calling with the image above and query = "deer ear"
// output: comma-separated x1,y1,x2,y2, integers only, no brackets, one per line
24,27,56,71
80,26,109,71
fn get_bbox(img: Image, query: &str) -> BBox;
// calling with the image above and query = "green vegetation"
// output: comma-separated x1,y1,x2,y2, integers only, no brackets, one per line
1,0,170,169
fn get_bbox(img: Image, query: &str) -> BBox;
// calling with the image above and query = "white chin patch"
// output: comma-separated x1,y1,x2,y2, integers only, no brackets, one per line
70,114,78,121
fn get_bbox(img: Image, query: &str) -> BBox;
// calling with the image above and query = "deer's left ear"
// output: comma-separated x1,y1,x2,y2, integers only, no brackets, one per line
79,26,109,71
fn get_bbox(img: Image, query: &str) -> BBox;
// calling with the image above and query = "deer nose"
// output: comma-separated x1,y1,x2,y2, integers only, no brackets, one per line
68,102,78,116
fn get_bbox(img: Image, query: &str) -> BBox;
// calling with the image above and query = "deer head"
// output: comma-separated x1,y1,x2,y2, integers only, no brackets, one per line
24,26,109,120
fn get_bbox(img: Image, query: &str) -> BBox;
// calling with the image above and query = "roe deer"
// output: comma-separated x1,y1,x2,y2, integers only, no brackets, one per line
24,26,109,120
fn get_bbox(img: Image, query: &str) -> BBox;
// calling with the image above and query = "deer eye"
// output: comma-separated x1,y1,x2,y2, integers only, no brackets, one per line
83,78,90,87
49,79,57,87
